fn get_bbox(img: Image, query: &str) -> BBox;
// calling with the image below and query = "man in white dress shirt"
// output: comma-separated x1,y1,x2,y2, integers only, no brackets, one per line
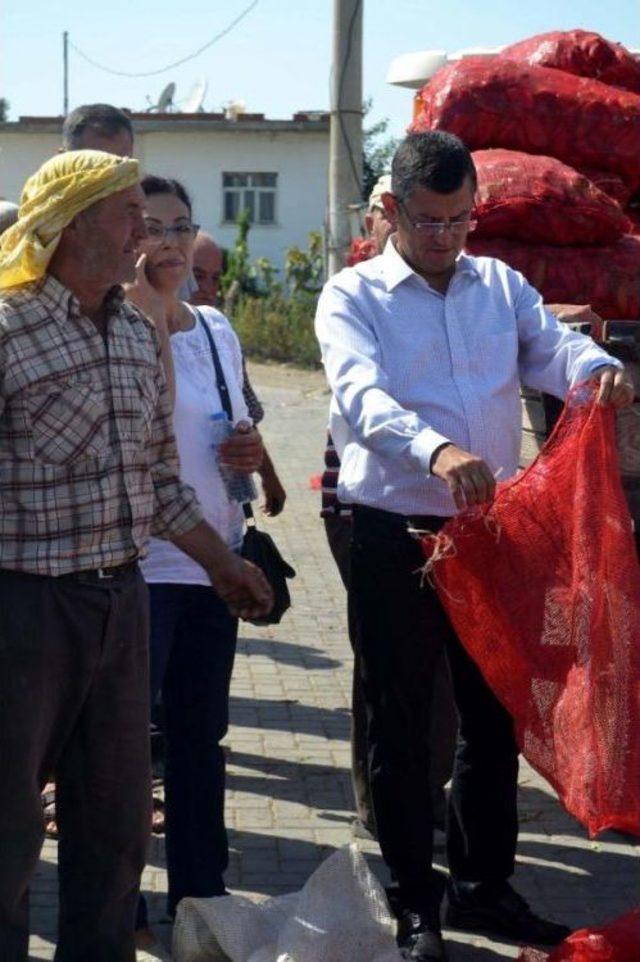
315,131,633,962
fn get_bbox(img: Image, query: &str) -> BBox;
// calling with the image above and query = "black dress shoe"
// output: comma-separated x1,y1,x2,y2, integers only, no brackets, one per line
397,908,448,961
445,879,571,946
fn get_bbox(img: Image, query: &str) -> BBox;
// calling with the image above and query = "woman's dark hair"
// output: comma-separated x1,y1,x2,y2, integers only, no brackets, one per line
391,131,477,201
140,175,192,217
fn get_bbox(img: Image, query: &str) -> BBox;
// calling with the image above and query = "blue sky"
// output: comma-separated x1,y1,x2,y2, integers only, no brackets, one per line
1,0,637,138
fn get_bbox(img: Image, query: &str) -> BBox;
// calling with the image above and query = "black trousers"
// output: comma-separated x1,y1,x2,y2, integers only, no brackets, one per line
0,566,151,962
324,514,457,832
136,583,238,928
350,506,519,905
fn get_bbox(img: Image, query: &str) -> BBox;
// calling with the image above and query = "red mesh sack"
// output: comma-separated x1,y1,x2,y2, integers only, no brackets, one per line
626,208,640,236
499,29,640,93
346,237,378,266
518,907,640,961
466,234,640,320
577,168,634,207
472,149,631,245
421,385,640,836
411,58,640,191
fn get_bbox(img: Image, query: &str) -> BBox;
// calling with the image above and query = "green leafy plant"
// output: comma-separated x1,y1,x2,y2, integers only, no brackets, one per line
285,232,324,294
221,209,259,296
362,97,399,199
222,213,323,368
232,292,321,369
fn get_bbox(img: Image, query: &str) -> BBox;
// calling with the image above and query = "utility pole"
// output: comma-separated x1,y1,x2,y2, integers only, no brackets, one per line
328,0,363,276
63,31,69,117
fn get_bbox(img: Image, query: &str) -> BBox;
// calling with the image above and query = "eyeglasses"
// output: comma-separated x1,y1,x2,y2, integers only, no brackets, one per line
144,222,200,242
398,200,476,235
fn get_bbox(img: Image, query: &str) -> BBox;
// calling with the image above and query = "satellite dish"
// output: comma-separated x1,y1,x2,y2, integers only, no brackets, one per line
147,82,176,113
157,82,176,111
182,78,208,113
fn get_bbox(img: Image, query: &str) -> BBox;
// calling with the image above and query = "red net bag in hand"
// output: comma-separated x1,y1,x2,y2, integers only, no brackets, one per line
472,149,631,245
518,907,640,961
410,58,640,192
421,384,640,836
466,234,640,320
499,29,640,94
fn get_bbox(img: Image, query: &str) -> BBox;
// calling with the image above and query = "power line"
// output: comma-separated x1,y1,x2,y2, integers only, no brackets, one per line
68,0,259,79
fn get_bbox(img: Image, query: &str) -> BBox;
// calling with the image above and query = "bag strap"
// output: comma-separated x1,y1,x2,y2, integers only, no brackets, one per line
196,308,257,519
194,308,233,422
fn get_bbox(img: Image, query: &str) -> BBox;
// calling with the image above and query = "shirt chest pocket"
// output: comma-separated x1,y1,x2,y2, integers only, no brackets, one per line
131,374,157,444
25,376,109,465
106,370,159,449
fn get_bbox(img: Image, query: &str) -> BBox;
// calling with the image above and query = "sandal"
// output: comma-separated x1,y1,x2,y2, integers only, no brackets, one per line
151,796,165,835
41,783,58,839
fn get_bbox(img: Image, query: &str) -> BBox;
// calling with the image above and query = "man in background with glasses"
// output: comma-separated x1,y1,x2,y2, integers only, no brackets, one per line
315,130,632,962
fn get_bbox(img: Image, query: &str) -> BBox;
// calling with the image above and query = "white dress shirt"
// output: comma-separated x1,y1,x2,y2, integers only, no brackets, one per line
315,238,620,517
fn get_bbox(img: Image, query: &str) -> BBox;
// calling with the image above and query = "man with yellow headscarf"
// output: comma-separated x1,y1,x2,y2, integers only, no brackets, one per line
0,149,272,962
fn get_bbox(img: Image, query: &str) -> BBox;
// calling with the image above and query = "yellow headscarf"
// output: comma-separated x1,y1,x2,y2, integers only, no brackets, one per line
0,149,140,290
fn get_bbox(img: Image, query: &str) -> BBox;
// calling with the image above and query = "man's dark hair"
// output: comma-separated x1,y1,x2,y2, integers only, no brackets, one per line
391,131,477,201
140,175,192,217
62,104,133,150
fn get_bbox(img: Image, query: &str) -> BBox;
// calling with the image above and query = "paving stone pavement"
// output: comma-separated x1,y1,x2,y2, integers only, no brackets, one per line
29,362,640,961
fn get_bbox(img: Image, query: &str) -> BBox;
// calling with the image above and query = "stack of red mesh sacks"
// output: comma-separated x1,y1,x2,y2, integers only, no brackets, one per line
410,29,640,319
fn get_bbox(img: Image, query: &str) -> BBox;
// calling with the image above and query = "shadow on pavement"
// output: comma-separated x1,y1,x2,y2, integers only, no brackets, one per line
238,635,342,670
29,855,59,948
229,695,351,741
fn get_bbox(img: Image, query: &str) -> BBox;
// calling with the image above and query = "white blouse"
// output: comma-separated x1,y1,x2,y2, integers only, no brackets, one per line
141,305,249,586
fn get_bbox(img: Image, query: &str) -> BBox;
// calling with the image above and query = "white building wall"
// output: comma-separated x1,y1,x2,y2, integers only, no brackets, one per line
139,129,328,268
0,127,329,269
0,132,60,203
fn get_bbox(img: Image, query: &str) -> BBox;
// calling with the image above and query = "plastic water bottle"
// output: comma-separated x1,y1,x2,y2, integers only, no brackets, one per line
210,412,257,503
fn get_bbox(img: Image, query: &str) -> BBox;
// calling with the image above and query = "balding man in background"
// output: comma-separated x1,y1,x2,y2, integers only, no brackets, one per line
62,103,134,156
190,230,224,309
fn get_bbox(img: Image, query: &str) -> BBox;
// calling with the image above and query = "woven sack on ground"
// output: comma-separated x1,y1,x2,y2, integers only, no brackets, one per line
172,845,401,962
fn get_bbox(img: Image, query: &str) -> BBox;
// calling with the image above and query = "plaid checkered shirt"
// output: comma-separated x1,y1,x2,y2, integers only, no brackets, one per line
0,274,203,575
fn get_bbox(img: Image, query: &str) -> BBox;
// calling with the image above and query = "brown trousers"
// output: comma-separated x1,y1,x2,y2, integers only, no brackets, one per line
0,566,151,962
323,514,457,831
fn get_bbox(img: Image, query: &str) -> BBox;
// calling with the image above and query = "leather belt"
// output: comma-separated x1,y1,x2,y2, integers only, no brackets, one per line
66,560,139,582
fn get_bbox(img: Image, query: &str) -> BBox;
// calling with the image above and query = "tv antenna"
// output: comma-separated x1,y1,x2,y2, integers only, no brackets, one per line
146,81,176,112
181,78,208,113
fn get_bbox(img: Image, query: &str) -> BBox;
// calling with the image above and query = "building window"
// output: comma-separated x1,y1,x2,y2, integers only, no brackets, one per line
222,172,277,224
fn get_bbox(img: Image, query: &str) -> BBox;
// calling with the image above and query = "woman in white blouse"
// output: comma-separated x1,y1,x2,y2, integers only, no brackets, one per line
128,175,263,939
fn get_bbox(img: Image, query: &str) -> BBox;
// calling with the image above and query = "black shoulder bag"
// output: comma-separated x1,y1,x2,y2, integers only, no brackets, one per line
196,310,295,625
